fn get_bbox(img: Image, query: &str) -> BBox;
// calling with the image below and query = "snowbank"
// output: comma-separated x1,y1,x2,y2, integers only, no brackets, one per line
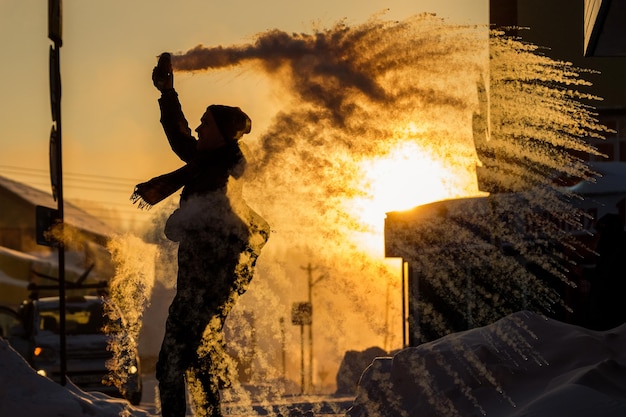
348,311,626,417
0,338,153,417
3,311,626,417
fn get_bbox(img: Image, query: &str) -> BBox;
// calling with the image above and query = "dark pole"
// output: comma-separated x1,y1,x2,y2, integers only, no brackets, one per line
306,264,313,393
55,42,67,387
301,263,326,393
401,260,407,348
48,0,66,386
407,263,417,347
299,323,305,395
280,317,286,380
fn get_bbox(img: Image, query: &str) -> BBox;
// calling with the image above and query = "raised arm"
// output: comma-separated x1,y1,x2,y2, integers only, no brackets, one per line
152,53,197,162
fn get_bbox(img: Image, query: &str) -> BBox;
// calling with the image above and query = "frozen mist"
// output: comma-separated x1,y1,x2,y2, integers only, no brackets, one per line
105,234,156,396
386,28,608,344
117,13,608,416
168,13,490,400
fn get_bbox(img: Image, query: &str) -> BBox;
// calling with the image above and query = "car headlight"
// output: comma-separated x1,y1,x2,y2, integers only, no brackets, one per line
33,345,56,362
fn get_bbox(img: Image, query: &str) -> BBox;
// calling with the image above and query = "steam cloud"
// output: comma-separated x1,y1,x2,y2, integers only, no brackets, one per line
170,13,489,376
137,13,608,413
172,24,388,122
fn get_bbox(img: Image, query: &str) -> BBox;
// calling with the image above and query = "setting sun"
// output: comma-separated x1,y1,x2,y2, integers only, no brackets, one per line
346,141,479,252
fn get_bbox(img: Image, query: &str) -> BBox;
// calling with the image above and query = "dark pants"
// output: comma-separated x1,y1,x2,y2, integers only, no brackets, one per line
156,234,245,417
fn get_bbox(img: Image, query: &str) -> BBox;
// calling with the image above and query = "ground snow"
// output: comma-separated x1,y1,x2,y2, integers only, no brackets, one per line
3,311,626,416
0,338,150,417
348,311,626,417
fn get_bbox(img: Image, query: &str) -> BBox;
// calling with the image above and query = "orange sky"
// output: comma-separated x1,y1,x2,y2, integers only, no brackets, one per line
0,0,495,374
0,0,487,228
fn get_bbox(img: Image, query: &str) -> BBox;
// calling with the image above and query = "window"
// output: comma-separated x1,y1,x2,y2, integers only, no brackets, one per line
586,110,626,162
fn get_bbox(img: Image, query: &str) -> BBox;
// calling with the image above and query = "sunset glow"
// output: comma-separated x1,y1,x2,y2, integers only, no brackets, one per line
347,141,478,244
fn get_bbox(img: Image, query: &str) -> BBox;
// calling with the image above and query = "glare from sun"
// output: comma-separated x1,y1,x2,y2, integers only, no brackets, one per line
347,141,476,254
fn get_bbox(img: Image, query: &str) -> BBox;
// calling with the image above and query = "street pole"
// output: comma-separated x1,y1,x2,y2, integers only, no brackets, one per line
300,323,305,395
401,260,407,348
280,317,286,380
301,263,326,394
301,263,315,393
291,302,312,396
48,0,66,386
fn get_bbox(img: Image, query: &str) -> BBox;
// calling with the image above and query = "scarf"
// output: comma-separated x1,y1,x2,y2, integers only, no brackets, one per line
130,164,191,210
131,143,243,210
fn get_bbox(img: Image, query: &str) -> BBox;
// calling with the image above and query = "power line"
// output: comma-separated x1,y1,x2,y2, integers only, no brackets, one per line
1,176,135,197
0,166,139,195
1,165,180,216
0,169,166,229
0,164,142,183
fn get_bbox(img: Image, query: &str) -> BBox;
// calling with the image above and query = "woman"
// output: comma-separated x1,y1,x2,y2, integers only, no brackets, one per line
132,53,269,417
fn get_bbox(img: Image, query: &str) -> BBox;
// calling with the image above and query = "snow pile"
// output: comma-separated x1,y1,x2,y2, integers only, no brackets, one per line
3,311,626,417
0,338,152,417
348,311,626,417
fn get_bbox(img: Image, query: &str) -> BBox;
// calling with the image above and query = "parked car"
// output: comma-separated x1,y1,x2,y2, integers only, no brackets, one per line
0,295,142,405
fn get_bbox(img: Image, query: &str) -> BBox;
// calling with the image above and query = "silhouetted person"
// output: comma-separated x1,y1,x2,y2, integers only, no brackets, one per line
132,53,269,417
589,213,626,330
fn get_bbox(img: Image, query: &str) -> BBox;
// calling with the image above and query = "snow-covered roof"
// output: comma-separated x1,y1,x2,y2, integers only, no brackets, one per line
0,245,90,281
0,269,29,288
0,175,114,240
385,162,626,225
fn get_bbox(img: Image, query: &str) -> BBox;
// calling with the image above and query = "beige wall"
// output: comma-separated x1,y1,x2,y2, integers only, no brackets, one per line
0,189,44,252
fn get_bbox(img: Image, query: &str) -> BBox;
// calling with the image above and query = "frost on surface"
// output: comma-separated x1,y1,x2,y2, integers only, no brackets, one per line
104,234,156,394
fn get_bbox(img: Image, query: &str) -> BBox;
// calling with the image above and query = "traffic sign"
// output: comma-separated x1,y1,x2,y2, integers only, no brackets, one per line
291,302,312,326
49,125,59,201
49,46,60,123
48,0,62,45
35,205,60,247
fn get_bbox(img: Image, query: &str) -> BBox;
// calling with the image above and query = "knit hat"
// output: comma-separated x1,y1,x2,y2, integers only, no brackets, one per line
208,105,252,140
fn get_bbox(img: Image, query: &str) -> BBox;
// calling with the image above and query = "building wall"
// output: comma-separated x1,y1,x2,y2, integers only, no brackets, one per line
584,0,604,54
0,188,44,253
511,0,626,108
0,184,116,306
587,109,626,162
489,0,626,162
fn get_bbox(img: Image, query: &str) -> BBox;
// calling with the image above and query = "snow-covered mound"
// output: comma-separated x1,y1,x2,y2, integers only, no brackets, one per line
347,311,626,417
0,338,152,417
4,311,626,417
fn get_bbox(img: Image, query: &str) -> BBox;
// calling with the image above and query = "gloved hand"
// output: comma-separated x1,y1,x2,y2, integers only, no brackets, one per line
152,52,173,92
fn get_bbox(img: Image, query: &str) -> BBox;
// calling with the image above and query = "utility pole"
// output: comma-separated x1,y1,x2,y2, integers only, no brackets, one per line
300,263,326,393
48,0,66,386
279,317,286,380
291,302,311,395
